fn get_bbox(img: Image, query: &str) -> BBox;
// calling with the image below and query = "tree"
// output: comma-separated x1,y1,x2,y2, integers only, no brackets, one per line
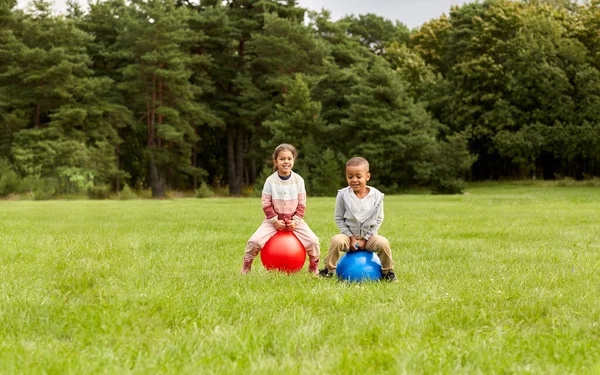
197,1,327,195
116,0,207,197
385,41,439,102
0,0,26,160
308,10,372,68
343,13,410,55
261,73,343,195
78,0,135,192
1,0,125,194
409,14,452,75
340,59,441,189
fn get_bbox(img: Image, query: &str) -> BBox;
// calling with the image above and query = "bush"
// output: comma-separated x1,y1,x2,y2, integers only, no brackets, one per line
87,185,111,200
242,186,257,197
251,165,272,197
119,184,137,200
431,178,467,195
31,178,58,201
0,160,21,196
430,133,477,195
195,182,214,198
307,149,344,196
213,185,229,197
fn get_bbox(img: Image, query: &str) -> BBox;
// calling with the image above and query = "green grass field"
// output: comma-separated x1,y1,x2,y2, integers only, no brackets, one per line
1,183,599,374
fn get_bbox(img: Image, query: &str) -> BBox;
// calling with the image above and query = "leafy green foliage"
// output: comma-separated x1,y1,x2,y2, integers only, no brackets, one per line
195,181,214,198
2,0,600,198
87,184,110,199
339,59,441,188
0,158,20,196
431,133,477,194
119,183,137,200
413,0,600,180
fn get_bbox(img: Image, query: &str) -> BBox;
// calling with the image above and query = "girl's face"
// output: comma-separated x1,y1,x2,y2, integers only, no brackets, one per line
346,165,370,195
274,150,295,176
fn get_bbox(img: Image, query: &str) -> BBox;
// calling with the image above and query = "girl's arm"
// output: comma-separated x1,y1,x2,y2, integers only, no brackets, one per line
262,193,278,223
261,179,278,222
292,178,306,224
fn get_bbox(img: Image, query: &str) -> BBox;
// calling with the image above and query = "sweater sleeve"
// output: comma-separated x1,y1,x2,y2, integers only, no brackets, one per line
293,177,306,220
334,192,353,237
364,197,384,240
261,178,278,221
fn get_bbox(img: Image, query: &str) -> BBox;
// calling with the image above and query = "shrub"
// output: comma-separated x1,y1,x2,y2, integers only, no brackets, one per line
430,133,476,194
0,159,21,197
119,184,137,200
252,165,272,197
307,149,344,196
195,182,214,198
32,178,58,201
87,185,111,200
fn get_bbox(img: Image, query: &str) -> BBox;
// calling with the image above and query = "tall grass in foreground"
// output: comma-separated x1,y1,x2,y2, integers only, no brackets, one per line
1,184,599,374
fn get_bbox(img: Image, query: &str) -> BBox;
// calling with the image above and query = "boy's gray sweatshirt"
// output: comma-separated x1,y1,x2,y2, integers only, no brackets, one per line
334,186,384,241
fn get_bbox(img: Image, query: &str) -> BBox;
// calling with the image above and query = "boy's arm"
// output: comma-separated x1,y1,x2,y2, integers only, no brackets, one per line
364,199,384,240
334,193,353,237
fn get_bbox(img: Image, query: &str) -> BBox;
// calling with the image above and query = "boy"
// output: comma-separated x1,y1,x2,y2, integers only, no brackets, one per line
318,157,398,282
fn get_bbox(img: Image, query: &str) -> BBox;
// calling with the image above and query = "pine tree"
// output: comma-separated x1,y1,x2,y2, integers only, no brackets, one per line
0,0,26,160
196,1,327,195
116,0,207,197
341,59,441,188
2,0,125,194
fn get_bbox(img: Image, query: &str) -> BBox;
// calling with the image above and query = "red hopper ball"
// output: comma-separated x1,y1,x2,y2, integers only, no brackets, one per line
260,231,307,273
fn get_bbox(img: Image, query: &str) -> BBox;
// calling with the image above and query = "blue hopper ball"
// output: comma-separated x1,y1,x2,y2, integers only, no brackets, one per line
336,250,382,282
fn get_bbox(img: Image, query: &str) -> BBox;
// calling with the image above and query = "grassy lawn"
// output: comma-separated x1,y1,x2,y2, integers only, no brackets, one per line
1,183,599,374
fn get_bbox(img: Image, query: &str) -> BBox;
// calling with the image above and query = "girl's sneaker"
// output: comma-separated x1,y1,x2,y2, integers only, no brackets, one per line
308,260,319,275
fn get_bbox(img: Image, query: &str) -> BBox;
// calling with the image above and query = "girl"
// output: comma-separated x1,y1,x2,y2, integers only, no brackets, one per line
241,144,320,274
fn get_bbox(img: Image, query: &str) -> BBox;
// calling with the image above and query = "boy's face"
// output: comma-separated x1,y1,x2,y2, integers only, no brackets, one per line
346,164,370,194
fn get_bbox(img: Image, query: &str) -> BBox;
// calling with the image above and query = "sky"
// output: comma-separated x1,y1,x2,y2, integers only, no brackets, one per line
15,0,474,29
297,0,473,29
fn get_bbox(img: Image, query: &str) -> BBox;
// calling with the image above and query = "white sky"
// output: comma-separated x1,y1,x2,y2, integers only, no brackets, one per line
298,0,473,28
15,0,474,29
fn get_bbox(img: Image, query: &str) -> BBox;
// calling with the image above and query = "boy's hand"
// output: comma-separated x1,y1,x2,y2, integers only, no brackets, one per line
350,237,359,251
274,220,286,230
350,237,367,251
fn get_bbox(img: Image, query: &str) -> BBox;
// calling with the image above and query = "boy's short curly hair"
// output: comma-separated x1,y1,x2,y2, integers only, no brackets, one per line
346,157,369,172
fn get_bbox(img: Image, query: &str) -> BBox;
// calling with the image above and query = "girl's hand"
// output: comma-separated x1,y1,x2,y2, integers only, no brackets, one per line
285,220,296,231
357,239,367,249
274,220,286,230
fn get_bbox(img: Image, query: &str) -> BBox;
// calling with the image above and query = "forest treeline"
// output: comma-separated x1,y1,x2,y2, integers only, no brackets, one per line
1,0,599,199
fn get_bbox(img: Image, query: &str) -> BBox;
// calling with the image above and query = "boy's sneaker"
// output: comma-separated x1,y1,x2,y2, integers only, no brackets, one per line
240,259,253,275
317,268,334,278
381,270,399,283
308,260,319,275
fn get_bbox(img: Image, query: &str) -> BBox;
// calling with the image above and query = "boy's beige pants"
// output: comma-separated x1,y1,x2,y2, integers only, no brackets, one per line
323,234,394,273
